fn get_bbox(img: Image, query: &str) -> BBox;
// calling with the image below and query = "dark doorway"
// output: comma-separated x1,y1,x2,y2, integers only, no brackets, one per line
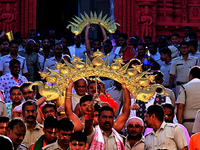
36,0,78,42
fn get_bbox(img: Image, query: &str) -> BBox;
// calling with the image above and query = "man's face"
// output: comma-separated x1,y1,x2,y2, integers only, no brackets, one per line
137,45,145,56
103,43,113,54
144,113,153,128
93,41,101,51
29,31,36,39
98,110,114,131
22,39,28,48
70,141,87,150
0,122,9,135
54,44,63,58
10,89,23,105
155,76,163,84
25,41,35,53
42,39,51,49
184,29,190,37
148,44,157,54
87,83,100,96
34,42,40,53
74,36,81,47
118,37,126,47
127,123,144,137
23,105,37,123
171,36,179,47
163,107,174,123
74,79,86,96
180,45,189,55
160,52,167,61
10,43,18,55
80,101,90,115
7,124,26,147
129,39,137,47
22,86,35,101
61,38,68,48
44,127,58,144
43,107,56,119
58,130,73,147
10,63,20,76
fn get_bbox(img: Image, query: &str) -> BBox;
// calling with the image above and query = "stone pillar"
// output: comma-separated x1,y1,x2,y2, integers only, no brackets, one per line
0,0,36,37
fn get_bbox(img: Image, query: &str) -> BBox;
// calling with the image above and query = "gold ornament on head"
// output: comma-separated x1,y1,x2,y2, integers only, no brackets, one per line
66,11,120,35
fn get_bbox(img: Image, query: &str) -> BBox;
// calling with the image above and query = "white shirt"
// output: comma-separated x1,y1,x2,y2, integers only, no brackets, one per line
68,44,86,61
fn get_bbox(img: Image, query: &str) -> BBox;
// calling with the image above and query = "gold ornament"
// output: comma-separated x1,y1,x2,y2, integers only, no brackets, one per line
67,11,120,35
27,51,168,114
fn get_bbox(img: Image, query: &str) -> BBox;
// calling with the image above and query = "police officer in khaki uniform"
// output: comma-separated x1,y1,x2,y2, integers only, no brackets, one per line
176,66,200,135
7,119,28,150
0,99,8,117
42,118,73,150
169,41,199,96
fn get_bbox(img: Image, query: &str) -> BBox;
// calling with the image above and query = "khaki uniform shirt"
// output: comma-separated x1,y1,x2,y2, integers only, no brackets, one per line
193,110,200,133
42,140,71,150
170,55,199,83
144,122,188,150
87,128,124,150
125,136,145,150
22,122,44,148
176,78,200,119
43,56,62,73
16,144,28,150
160,61,172,87
0,100,8,117
164,88,176,106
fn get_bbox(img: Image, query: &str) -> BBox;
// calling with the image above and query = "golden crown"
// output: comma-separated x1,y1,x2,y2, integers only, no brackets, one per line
66,11,120,35
27,50,167,104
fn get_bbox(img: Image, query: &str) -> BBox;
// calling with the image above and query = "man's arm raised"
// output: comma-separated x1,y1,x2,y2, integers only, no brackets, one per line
65,80,84,131
113,83,131,132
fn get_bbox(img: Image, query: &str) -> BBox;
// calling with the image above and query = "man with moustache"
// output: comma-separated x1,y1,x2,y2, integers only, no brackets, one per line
43,43,63,72
125,117,145,150
0,116,9,135
7,119,27,150
21,100,43,147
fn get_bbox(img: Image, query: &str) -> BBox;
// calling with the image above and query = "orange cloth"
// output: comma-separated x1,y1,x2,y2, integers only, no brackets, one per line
189,132,200,150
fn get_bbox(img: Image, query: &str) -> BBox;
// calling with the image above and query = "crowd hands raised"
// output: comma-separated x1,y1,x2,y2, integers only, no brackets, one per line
0,25,200,149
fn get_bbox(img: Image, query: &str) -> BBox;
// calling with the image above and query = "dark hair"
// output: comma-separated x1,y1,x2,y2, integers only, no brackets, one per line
189,66,200,79
149,42,157,48
8,118,25,130
10,86,20,95
180,41,189,47
57,118,74,131
103,39,112,45
144,36,152,42
0,116,9,123
42,103,57,114
0,135,14,150
189,32,197,39
44,116,58,129
87,81,101,91
9,59,20,67
22,100,38,112
159,47,171,58
147,105,164,122
171,32,179,38
94,103,101,112
185,26,192,31
9,40,19,47
153,70,164,79
161,103,175,114
93,39,102,43
20,82,35,92
70,131,87,143
80,95,92,105
138,43,147,49
188,39,198,50
119,33,128,40
99,106,114,117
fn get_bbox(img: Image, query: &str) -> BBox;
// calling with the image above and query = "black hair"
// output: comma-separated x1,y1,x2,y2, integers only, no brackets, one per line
161,103,175,114
119,33,128,40
87,81,101,91
171,32,179,38
44,116,58,129
0,116,9,123
189,32,197,39
185,26,192,31
22,100,38,112
8,118,25,130
99,106,114,117
94,103,101,112
188,39,198,50
103,39,112,45
159,47,171,58
9,59,20,67
153,70,164,79
80,95,92,105
138,43,147,49
57,118,74,131
189,66,200,79
42,103,57,114
147,105,164,122
20,82,35,92
70,131,87,143
10,86,20,95
149,42,157,48
9,40,19,47
93,38,102,43
180,41,189,47
144,36,152,42
0,135,13,150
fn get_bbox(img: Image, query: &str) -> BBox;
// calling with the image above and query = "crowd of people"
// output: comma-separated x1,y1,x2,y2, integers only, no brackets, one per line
0,24,200,150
